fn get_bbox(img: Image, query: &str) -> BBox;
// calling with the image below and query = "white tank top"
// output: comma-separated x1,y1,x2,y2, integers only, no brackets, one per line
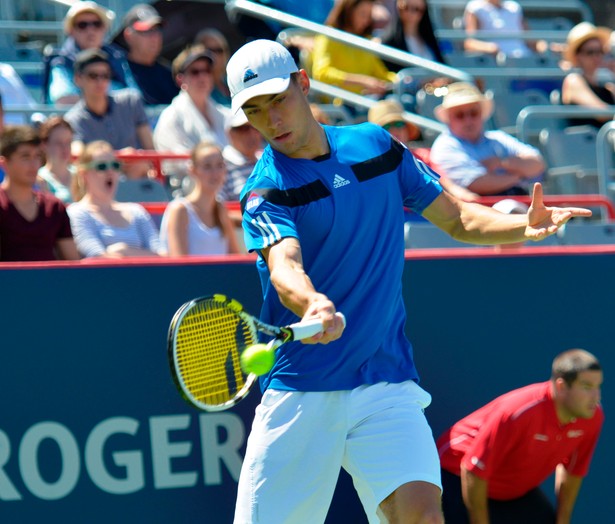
160,198,228,255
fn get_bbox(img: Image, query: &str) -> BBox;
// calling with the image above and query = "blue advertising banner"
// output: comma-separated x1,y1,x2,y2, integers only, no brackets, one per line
0,251,613,522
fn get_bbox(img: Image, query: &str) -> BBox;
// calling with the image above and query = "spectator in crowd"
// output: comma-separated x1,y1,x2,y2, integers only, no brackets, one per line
154,45,229,154
437,348,604,524
430,82,545,196
159,141,240,256
0,95,4,183
0,63,38,125
463,0,536,58
68,140,160,258
311,0,398,97
195,28,232,107
0,125,79,261
384,0,445,69
37,117,76,204
48,1,137,105
221,110,263,202
118,3,179,106
64,48,154,181
368,98,478,202
561,22,615,129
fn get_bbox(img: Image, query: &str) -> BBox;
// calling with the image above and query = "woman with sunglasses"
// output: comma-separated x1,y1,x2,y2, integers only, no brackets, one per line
159,141,240,256
67,140,161,258
48,1,137,105
384,0,445,69
195,28,232,107
561,22,615,129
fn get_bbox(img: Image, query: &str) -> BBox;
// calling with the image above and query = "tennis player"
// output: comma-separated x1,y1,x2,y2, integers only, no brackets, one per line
226,39,592,524
437,349,604,524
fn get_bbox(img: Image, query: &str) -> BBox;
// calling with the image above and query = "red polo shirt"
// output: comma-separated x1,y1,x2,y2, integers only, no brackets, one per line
437,381,604,500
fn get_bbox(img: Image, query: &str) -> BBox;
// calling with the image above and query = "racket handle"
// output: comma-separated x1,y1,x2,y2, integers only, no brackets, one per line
289,312,346,341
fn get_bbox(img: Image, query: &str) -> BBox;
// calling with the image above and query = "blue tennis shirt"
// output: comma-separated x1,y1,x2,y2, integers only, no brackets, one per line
240,123,443,392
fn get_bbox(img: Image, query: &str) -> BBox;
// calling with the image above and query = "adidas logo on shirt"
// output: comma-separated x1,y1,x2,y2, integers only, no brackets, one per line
333,174,350,188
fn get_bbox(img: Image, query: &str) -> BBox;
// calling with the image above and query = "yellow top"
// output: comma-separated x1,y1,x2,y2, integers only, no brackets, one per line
311,35,397,94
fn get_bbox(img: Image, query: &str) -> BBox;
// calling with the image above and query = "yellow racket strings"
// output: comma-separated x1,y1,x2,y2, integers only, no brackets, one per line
175,301,255,405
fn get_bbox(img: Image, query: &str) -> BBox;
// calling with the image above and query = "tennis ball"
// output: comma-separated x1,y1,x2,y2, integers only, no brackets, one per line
240,343,275,376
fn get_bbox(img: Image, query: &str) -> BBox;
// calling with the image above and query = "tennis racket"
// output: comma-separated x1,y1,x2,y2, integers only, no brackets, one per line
168,293,345,411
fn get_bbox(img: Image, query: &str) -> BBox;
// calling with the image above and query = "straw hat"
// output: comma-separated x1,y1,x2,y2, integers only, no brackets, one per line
433,82,494,124
64,1,114,34
564,22,612,63
367,99,420,140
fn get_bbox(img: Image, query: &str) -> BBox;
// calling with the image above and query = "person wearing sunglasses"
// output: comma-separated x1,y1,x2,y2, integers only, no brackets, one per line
153,45,230,186
64,48,154,173
116,3,179,106
430,82,545,197
47,1,138,106
195,28,232,107
384,0,445,69
561,22,615,130
68,140,160,258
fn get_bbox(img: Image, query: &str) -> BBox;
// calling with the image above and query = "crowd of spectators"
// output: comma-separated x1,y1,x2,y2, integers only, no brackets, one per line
0,0,614,262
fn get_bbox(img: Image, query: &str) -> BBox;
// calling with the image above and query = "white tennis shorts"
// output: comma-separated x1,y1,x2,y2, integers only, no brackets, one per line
233,380,441,524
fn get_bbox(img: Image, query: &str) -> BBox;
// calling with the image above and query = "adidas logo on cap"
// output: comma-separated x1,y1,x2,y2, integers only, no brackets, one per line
243,68,258,83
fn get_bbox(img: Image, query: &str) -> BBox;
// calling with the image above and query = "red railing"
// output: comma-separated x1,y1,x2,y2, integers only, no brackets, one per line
117,151,614,221
114,150,191,182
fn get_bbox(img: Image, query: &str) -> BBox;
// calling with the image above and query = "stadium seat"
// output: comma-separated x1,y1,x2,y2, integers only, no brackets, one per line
539,126,599,194
491,88,551,135
115,178,170,203
442,51,497,69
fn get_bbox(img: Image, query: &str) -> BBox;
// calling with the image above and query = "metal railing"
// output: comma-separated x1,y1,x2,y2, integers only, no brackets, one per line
597,122,615,197
225,0,473,83
516,106,615,143
309,80,448,135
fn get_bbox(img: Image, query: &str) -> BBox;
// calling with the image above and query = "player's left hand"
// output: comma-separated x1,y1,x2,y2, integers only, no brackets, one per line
525,183,593,240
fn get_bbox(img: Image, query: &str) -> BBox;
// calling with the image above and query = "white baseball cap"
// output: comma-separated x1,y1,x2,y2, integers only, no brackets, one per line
227,39,298,114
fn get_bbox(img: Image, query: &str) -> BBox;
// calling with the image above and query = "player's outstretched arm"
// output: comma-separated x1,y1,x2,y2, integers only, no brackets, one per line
262,237,344,344
525,183,593,241
423,182,592,245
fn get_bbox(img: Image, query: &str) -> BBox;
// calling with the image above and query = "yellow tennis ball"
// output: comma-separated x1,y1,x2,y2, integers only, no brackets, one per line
240,343,275,376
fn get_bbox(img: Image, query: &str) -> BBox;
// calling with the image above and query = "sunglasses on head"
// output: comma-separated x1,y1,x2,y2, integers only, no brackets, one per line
87,160,121,171
74,20,104,30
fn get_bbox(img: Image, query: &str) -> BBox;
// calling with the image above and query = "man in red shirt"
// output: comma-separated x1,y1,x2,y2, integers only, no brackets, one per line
0,125,79,261
437,349,603,524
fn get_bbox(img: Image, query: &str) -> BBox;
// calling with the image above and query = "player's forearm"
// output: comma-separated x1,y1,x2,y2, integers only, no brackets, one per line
461,468,490,524
265,238,329,318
